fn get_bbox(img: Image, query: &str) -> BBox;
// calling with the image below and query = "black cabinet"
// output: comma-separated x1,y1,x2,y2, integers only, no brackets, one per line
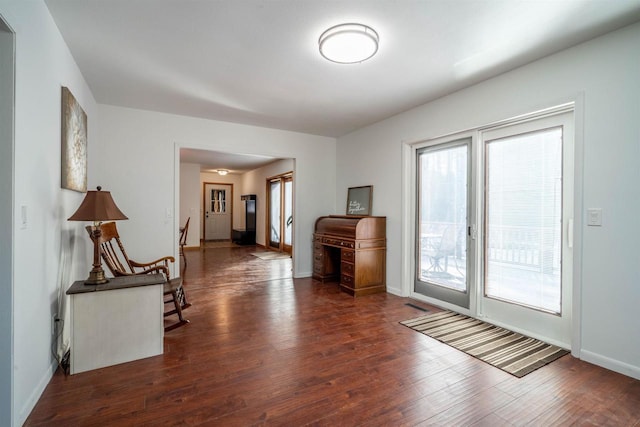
232,194,256,245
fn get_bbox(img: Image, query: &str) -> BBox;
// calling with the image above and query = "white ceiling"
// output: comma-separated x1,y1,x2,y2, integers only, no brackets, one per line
45,0,640,171
180,148,277,174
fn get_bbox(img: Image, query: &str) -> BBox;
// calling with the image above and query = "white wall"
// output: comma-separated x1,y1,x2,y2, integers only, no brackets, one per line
179,162,200,248
95,105,335,279
0,1,97,425
242,159,295,246
337,23,640,379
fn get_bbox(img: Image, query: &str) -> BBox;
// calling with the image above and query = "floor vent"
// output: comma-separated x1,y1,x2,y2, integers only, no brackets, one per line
405,303,429,312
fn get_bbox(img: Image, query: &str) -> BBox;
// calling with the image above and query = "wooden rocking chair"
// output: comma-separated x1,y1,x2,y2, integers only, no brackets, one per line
86,221,191,332
179,217,190,267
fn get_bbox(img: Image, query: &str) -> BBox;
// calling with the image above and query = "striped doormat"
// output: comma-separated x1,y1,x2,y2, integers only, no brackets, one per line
400,310,569,378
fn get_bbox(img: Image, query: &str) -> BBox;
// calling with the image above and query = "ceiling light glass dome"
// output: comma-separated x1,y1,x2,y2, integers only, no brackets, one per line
319,23,379,64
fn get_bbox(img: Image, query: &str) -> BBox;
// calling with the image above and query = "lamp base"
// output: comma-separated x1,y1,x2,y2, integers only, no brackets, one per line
85,268,109,285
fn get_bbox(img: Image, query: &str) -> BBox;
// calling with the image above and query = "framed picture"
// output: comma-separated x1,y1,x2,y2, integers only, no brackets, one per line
61,86,87,192
346,185,372,216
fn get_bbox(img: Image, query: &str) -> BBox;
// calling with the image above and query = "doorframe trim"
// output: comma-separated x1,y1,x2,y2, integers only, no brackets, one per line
571,93,585,358
0,14,15,427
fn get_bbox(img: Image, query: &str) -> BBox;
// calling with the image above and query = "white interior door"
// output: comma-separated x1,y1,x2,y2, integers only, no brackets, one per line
204,183,231,240
479,111,574,347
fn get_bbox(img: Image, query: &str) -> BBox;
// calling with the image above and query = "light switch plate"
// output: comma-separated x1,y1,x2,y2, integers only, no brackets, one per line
20,205,27,229
587,208,602,226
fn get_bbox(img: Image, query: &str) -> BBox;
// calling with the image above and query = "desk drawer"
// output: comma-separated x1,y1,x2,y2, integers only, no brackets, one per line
323,237,355,249
341,261,354,276
340,274,354,287
342,249,355,262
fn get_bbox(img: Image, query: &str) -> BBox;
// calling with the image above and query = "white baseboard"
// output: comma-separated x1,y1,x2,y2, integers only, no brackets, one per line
17,360,57,426
580,349,640,381
294,271,312,279
385,285,403,296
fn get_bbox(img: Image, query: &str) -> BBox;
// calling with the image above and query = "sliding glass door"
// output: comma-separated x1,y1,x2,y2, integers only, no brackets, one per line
415,138,471,308
283,176,293,253
480,112,573,346
267,172,293,253
268,179,281,249
413,109,574,347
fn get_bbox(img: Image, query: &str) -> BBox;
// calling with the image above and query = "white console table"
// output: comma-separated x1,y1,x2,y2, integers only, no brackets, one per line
66,274,165,374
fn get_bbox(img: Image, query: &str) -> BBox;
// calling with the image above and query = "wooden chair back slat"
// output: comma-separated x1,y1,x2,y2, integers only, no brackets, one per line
86,224,133,275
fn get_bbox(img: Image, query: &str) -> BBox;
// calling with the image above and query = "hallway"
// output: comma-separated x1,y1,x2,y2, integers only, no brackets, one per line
182,244,293,291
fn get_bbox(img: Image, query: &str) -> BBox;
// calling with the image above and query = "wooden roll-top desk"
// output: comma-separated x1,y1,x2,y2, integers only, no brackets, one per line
312,215,386,296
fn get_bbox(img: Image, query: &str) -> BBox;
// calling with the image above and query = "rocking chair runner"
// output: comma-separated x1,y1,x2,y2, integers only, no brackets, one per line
86,221,191,332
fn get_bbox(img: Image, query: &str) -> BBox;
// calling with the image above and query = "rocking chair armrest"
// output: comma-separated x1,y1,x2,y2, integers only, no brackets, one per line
129,256,175,268
131,264,171,278
110,264,169,278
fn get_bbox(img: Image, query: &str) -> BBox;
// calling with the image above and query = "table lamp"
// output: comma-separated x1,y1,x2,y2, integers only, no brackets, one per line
68,186,128,284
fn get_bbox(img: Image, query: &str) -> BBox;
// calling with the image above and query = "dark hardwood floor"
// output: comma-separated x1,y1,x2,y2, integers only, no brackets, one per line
26,245,640,426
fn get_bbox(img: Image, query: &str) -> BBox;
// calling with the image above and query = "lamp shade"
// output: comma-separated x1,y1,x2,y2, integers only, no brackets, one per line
68,186,128,221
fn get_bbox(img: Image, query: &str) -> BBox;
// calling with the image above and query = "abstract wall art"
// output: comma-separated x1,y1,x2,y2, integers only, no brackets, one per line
61,86,87,192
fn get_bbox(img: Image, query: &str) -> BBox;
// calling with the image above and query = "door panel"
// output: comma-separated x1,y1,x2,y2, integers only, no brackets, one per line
268,180,281,249
480,111,573,347
415,138,471,309
204,183,232,240
283,176,293,253
267,173,293,253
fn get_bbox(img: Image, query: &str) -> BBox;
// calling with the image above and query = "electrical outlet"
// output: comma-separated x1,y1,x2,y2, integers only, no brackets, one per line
52,315,58,336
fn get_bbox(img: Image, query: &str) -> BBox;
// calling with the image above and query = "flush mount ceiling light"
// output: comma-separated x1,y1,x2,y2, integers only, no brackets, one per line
319,23,379,64
217,169,228,176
